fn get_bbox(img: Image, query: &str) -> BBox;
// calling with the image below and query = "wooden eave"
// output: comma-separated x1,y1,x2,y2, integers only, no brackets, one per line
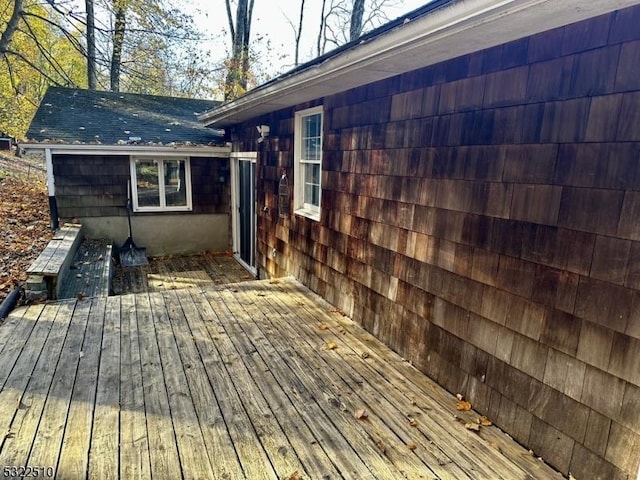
18,143,232,158
200,0,640,127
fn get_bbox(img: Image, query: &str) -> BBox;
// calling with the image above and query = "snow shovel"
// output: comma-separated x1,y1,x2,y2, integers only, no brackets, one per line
119,181,148,267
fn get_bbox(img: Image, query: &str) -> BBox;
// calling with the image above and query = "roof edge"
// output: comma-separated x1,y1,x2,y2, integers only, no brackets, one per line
19,143,232,157
200,0,639,127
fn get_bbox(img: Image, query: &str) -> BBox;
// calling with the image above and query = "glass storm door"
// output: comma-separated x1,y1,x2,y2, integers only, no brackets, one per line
236,158,256,272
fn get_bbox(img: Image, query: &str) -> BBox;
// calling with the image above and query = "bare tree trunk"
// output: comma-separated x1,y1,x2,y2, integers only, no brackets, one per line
316,0,327,56
350,0,365,41
241,0,254,84
294,0,306,66
224,0,254,100
0,0,23,54
85,0,97,89
110,1,127,92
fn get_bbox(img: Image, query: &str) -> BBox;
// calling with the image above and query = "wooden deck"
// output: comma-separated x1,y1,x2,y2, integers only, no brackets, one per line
0,279,563,480
112,253,255,295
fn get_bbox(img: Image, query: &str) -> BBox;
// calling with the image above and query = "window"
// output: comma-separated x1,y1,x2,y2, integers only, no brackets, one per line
130,157,192,211
294,106,323,220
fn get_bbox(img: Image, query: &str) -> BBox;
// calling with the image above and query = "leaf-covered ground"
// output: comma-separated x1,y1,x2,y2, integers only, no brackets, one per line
0,155,52,300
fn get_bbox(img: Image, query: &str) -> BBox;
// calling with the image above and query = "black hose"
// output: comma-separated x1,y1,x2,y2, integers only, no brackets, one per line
0,285,22,320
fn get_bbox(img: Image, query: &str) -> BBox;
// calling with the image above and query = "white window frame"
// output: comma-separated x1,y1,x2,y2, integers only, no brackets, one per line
130,156,193,212
294,105,323,221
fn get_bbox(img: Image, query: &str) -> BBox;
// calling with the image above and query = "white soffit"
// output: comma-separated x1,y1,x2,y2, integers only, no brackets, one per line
201,0,640,127
19,143,232,157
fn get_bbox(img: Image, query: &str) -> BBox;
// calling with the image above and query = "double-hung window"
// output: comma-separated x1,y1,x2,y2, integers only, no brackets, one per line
294,106,323,221
130,157,192,212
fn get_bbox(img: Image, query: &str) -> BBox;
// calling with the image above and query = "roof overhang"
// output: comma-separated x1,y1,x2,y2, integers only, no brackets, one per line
19,143,232,157
200,0,639,127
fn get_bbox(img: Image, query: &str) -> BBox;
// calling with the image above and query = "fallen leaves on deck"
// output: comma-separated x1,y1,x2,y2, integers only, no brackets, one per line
325,341,338,350
456,400,472,411
0,164,51,301
354,408,368,420
465,422,481,432
478,415,493,426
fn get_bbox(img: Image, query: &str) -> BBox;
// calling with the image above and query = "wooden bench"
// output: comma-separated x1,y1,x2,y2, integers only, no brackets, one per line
26,224,84,301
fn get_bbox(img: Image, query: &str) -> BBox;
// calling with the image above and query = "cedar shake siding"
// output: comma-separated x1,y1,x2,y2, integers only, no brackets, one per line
53,155,230,218
230,4,640,478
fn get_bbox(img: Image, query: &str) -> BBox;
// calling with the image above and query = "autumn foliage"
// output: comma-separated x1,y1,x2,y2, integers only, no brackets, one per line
0,158,52,300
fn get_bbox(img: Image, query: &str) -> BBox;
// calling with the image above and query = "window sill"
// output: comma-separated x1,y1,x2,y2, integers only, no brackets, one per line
133,207,192,213
294,207,320,222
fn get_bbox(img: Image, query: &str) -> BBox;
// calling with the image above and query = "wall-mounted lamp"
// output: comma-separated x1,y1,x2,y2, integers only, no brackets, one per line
256,125,270,143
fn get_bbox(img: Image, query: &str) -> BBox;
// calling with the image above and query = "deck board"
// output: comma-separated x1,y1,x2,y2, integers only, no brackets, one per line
28,299,90,471
0,303,66,470
89,296,121,480
58,297,105,479
166,289,245,480
135,293,183,480
0,278,564,480
119,293,152,480
231,284,452,479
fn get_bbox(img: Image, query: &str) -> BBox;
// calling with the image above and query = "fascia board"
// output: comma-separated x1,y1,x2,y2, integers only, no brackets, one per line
200,0,640,127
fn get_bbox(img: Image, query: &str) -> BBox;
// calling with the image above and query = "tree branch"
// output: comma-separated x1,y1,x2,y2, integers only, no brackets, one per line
0,0,24,54
225,0,235,42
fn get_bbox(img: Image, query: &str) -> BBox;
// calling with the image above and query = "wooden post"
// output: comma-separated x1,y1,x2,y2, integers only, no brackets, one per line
45,148,59,231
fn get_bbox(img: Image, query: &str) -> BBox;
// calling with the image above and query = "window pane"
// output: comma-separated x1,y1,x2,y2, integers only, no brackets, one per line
136,159,160,207
304,114,320,136
302,113,321,161
164,159,187,207
304,163,320,207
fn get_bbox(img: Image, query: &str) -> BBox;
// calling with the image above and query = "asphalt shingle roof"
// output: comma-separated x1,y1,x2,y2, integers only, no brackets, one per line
27,86,224,146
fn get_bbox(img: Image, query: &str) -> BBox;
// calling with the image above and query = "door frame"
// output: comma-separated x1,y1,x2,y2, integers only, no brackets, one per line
230,152,257,276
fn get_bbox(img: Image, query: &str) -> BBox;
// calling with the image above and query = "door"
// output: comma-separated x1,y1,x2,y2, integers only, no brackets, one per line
232,156,257,274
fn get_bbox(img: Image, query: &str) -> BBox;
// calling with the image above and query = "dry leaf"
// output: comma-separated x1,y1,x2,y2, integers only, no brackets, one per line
478,415,492,426
354,409,368,420
288,471,302,480
408,418,418,427
456,400,472,411
317,322,328,330
325,341,337,350
407,443,417,451
465,422,481,432
456,393,464,401
330,307,346,316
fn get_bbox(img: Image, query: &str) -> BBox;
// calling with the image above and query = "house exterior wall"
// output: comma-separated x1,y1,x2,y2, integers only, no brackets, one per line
53,155,231,254
231,4,640,479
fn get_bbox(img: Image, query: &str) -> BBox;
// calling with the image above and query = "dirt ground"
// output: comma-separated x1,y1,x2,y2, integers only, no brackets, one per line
0,153,52,300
